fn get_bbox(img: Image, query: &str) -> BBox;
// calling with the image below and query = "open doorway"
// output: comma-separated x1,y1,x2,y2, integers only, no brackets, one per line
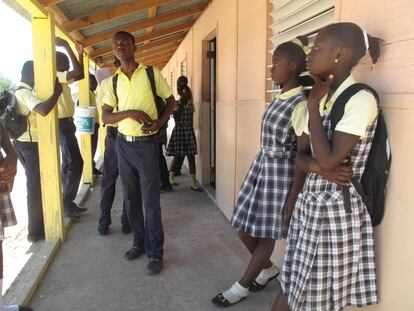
208,38,216,189
201,32,217,196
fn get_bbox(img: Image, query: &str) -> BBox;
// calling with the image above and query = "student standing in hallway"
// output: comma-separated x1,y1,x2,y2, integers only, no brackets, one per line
102,31,175,274
14,60,63,240
212,37,309,307
55,38,85,218
97,58,130,236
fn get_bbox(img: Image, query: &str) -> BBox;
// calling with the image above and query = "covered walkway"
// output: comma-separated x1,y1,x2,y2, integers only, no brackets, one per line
28,172,280,311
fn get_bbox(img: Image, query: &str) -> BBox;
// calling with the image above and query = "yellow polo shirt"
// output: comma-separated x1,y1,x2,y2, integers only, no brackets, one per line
274,86,307,136
103,63,173,137
57,71,75,119
98,76,118,128
304,75,378,138
15,82,41,142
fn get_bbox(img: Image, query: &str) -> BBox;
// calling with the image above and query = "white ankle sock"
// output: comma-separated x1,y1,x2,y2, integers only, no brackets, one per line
222,282,249,303
255,265,279,286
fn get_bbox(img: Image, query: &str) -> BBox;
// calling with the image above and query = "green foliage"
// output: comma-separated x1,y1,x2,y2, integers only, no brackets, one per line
0,73,12,93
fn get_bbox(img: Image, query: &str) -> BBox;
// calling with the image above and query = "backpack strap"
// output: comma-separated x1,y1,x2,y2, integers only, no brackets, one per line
329,83,379,131
329,83,379,214
112,74,119,108
145,66,159,112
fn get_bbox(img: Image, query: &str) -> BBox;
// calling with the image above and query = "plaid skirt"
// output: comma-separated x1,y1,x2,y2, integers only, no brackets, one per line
166,125,198,156
0,194,16,240
281,190,378,311
230,150,294,239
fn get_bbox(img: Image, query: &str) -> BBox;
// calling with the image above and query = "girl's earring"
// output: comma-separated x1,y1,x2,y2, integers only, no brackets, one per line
334,58,339,63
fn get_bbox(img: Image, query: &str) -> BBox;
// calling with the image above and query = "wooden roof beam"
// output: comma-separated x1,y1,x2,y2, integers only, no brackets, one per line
82,3,205,48
103,44,179,64
90,21,192,58
38,0,65,6
63,0,173,32
99,35,185,62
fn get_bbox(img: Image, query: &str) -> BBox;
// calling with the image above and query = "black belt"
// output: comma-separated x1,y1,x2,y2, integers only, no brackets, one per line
118,133,155,142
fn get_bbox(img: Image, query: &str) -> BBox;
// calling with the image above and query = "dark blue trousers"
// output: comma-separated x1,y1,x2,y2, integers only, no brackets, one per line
59,118,84,202
99,127,128,226
117,136,164,259
91,123,99,169
14,141,44,236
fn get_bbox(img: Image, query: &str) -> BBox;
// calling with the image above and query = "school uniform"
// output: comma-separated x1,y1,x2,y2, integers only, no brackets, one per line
231,86,306,239
97,77,128,228
166,98,197,157
14,82,44,237
281,76,378,310
57,71,83,203
0,130,17,241
104,63,172,258
89,90,100,170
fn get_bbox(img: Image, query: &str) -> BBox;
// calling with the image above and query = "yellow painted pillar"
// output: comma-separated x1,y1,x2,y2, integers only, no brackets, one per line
32,12,64,241
78,55,93,184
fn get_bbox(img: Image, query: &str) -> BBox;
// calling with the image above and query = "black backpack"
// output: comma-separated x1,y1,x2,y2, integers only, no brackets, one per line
112,66,166,129
329,83,391,226
0,87,28,139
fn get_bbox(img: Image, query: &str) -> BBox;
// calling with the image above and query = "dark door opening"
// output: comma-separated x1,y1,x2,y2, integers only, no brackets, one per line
208,38,216,189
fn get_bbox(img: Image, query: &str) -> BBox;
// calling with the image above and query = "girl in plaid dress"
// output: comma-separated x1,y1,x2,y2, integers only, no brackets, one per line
0,125,32,310
212,37,308,307
273,23,381,311
167,76,201,191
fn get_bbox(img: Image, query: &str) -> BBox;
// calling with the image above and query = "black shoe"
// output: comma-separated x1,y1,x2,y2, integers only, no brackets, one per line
64,206,80,219
27,234,45,243
161,184,173,192
71,201,87,213
121,223,131,235
147,257,163,275
19,306,34,311
124,247,144,261
98,224,109,236
93,167,102,176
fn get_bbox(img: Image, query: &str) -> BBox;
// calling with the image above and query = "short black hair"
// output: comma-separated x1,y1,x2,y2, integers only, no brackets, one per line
21,60,34,76
323,22,382,66
274,36,308,74
177,75,188,86
113,31,135,45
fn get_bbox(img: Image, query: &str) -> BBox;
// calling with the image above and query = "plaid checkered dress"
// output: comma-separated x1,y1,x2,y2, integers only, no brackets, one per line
0,134,16,240
231,92,306,239
166,99,197,156
281,100,378,310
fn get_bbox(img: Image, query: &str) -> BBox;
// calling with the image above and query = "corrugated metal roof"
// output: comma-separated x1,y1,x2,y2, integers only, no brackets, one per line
2,0,211,69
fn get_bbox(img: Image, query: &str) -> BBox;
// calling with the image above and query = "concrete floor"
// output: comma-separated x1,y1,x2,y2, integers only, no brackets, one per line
29,172,281,311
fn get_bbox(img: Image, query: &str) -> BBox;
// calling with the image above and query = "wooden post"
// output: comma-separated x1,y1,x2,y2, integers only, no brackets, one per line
32,11,65,241
78,55,93,184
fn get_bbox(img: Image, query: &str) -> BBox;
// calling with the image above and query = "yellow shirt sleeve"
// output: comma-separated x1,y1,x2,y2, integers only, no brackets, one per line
335,90,378,138
291,100,307,136
153,67,173,99
56,71,74,84
15,88,41,115
102,76,117,108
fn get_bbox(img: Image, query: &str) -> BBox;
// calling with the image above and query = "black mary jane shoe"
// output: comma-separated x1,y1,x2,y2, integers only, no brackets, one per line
249,273,279,292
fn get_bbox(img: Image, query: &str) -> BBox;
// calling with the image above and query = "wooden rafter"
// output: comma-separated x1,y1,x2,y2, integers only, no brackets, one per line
100,34,184,64
102,42,180,65
90,21,193,58
62,0,173,32
82,3,205,48
47,4,94,54
144,6,158,46
139,52,174,63
38,0,65,6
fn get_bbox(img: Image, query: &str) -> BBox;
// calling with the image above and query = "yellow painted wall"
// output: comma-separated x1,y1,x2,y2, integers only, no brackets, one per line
336,1,414,310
